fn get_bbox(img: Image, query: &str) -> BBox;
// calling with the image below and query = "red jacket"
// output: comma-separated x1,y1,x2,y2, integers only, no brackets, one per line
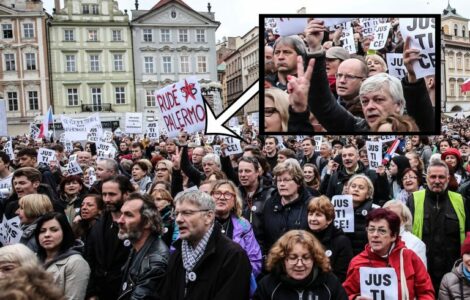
343,239,434,300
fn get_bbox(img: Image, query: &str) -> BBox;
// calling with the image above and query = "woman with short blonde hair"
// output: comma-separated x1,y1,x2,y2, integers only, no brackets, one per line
265,87,289,132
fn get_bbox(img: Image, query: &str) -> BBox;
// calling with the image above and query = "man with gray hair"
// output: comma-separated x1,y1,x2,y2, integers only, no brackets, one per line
90,158,119,194
162,190,251,299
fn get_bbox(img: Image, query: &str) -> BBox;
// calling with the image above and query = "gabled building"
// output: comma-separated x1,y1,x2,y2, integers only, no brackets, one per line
131,0,220,113
0,0,50,135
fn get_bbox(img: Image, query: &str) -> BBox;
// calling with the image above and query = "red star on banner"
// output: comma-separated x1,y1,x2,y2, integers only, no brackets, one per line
181,80,196,102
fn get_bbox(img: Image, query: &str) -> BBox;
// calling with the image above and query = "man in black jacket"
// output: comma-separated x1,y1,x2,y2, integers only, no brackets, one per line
17,147,58,196
117,193,169,300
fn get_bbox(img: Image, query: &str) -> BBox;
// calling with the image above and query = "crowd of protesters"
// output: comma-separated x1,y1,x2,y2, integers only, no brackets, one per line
264,17,436,133
0,112,469,299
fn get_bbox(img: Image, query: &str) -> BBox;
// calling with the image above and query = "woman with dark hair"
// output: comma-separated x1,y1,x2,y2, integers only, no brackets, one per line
396,168,424,204
343,208,434,299
438,139,452,154
254,230,347,299
59,175,87,224
150,188,176,247
303,163,321,191
72,194,103,244
35,212,90,300
388,155,411,199
442,148,469,191
130,160,152,193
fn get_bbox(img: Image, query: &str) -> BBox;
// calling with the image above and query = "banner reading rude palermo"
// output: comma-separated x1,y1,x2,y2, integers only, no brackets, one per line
155,77,206,138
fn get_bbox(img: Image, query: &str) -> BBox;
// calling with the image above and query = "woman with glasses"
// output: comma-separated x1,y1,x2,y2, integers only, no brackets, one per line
264,87,289,132
396,168,424,205
211,179,262,277
343,208,434,299
254,230,347,299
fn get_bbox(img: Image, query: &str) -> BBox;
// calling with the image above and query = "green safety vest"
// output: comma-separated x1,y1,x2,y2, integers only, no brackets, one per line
412,189,466,244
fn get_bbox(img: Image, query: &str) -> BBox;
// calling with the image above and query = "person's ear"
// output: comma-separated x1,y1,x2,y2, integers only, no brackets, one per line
32,181,40,190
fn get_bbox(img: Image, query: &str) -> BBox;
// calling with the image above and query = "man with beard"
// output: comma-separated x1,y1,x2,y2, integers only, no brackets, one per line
409,160,470,292
117,193,169,300
85,175,134,300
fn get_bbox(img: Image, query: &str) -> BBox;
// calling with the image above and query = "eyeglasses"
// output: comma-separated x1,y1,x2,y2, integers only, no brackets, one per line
285,256,313,266
264,107,279,117
172,209,210,218
277,178,295,184
156,168,169,172
402,176,418,181
212,191,235,200
366,227,389,236
335,73,364,81
155,197,171,202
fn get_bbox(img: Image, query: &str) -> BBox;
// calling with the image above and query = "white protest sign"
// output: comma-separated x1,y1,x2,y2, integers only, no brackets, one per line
61,115,87,141
156,77,206,138
146,122,160,141
332,195,355,233
369,23,391,50
84,114,103,138
366,141,382,170
125,113,143,134
88,167,96,185
213,145,222,156
361,18,381,37
223,136,243,155
380,136,396,143
0,175,12,198
265,18,279,35
67,160,83,175
386,53,406,79
340,24,357,54
114,128,123,137
319,18,352,28
250,113,259,128
4,140,14,160
400,17,436,78
0,100,7,137
99,131,113,143
0,215,22,245
360,267,398,300
205,135,215,144
95,141,116,159
37,148,56,165
229,117,239,128
87,127,100,142
64,140,73,153
314,136,323,152
29,123,40,139
275,17,308,36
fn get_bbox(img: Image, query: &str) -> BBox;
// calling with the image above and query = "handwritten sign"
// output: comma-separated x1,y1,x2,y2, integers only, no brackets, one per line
340,24,357,54
61,115,87,141
29,123,40,139
369,23,391,50
4,140,14,160
146,122,160,141
0,175,12,198
314,136,323,152
67,160,83,175
332,195,354,233
361,18,381,37
0,215,22,245
84,113,103,138
366,141,382,170
360,267,398,300
95,141,116,159
222,137,243,155
125,113,143,134
380,136,396,143
386,53,406,79
37,148,56,165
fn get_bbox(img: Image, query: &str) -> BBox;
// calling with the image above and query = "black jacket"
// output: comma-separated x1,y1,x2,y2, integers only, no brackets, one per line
254,269,348,300
310,223,353,282
118,234,169,300
162,223,252,300
85,211,132,300
346,199,379,255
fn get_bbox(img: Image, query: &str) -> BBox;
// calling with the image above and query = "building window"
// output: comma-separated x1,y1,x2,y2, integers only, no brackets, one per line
88,29,98,41
196,29,206,42
23,23,34,39
448,55,454,69
4,54,15,71
67,88,79,106
64,29,74,41
112,30,122,41
162,56,172,73
143,29,153,42
180,56,190,73
89,55,100,72
91,87,102,105
450,83,455,96
146,89,156,106
115,87,126,104
28,91,39,110
65,55,76,72
91,4,99,15
464,26,467,38
197,56,207,73
178,29,188,42
113,54,124,71
160,29,170,42
82,4,89,14
144,57,154,73
7,92,18,111
25,53,36,70
2,24,13,39
454,24,458,36
457,57,462,69
466,57,470,70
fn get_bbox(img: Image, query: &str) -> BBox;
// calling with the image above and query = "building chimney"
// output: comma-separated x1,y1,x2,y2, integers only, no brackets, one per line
54,0,60,11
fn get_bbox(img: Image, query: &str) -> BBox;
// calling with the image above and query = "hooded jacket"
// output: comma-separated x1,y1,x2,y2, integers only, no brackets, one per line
343,239,434,300
231,214,263,277
439,260,470,300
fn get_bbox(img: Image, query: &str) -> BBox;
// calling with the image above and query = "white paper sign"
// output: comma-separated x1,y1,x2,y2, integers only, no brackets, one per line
99,131,113,143
0,100,7,137
332,195,355,233
205,135,215,144
366,141,382,170
223,136,243,155
4,140,14,160
88,167,96,185
87,127,100,142
369,23,391,50
250,113,259,128
60,115,87,141
37,148,56,165
29,123,40,139
275,17,308,36
213,145,222,156
360,267,398,300
0,175,12,197
400,17,436,79
114,128,123,137
361,18,381,37
0,215,23,245
319,18,352,28
340,24,357,54
125,113,143,134
64,140,73,153
84,113,103,138
95,141,116,159
229,117,239,128
146,122,160,141
386,53,406,79
314,136,323,152
380,136,396,143
155,77,206,138
67,160,83,175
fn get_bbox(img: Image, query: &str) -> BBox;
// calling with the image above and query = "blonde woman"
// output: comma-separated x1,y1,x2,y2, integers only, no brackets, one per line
365,54,388,77
265,87,289,132
0,244,39,276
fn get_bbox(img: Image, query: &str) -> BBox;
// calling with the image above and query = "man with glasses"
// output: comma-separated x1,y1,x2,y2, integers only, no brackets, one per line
408,160,470,292
162,190,252,299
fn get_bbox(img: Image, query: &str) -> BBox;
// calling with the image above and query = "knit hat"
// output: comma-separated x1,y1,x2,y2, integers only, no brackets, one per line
441,148,462,165
461,233,470,255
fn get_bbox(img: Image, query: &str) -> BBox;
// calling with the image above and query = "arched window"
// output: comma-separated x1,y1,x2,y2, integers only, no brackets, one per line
463,26,466,37
455,24,458,36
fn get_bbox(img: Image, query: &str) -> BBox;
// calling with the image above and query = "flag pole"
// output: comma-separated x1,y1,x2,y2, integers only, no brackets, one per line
52,106,56,142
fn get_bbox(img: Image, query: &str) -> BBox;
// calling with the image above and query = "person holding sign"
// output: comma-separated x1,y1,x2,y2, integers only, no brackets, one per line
254,230,348,299
343,208,434,300
307,196,353,282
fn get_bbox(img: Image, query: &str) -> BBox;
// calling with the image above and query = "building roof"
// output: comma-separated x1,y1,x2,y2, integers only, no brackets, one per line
151,0,191,11
442,2,467,19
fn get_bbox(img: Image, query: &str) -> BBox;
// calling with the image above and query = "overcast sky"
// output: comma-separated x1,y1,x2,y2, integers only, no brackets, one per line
42,0,470,41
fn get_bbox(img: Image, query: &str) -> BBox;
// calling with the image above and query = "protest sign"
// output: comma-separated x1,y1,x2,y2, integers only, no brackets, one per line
155,77,206,138
37,148,56,165
275,17,308,36
84,113,103,137
99,131,113,143
88,167,97,185
146,122,160,141
314,136,323,152
67,160,83,175
386,53,406,79
340,24,357,54
360,267,398,300
4,140,14,160
400,17,436,78
369,23,392,50
29,123,40,139
64,140,73,153
205,135,215,144
222,137,243,155
361,18,381,37
332,195,354,233
380,136,396,143
0,175,12,198
87,127,100,142
265,18,279,35
319,18,351,28
229,117,239,128
0,100,7,137
114,128,123,137
0,215,22,245
366,141,382,170
213,145,222,156
95,141,116,159
61,115,87,141
125,113,143,134
251,113,259,128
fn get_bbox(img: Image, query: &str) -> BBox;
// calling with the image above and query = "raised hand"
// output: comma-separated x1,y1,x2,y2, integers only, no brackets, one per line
403,36,420,83
287,55,315,113
305,19,325,51
172,146,181,170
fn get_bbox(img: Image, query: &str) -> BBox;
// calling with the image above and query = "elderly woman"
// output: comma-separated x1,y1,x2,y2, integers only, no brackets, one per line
211,179,262,277
130,160,153,193
0,244,38,276
396,168,424,204
383,200,427,266
154,159,173,184
343,208,434,299
365,54,387,77
59,175,87,224
254,230,347,299
265,87,289,132
16,194,54,252
262,158,318,253
307,196,353,282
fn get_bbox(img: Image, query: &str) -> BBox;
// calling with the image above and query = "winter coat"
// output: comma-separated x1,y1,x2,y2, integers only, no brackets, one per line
160,205,176,248
231,214,263,277
118,234,169,300
254,269,348,300
162,223,252,300
400,227,427,267
343,239,434,300
59,189,88,225
345,199,379,255
19,220,39,252
439,260,470,300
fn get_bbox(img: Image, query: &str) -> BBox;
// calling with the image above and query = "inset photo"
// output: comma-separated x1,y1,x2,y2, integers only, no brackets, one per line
261,15,441,135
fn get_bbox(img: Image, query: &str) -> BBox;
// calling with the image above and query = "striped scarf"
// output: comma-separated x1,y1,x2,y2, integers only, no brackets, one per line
181,223,214,283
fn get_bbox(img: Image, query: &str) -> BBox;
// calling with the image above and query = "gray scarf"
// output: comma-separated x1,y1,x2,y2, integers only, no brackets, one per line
181,223,214,283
